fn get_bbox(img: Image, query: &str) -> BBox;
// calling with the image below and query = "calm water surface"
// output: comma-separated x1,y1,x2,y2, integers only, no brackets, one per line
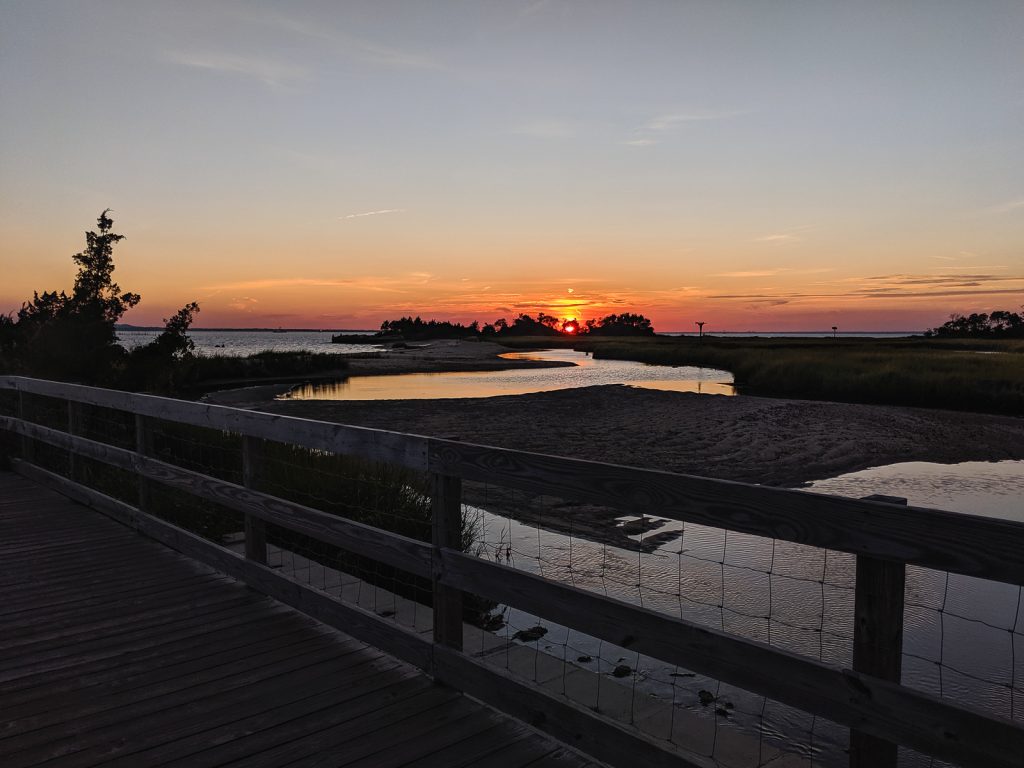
117,329,380,356
281,349,736,400
471,460,1023,765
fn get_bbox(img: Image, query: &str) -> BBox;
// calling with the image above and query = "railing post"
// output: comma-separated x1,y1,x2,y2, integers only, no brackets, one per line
242,436,267,564
67,401,83,482
134,414,153,512
17,391,34,464
850,494,908,768
431,473,463,655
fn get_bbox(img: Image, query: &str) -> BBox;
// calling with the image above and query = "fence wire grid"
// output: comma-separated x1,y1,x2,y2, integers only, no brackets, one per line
3,390,1021,768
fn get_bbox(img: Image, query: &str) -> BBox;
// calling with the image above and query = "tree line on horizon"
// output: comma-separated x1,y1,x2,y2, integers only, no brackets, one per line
368,312,655,342
925,310,1024,338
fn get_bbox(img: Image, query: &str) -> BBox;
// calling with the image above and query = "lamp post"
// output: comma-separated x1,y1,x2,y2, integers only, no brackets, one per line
832,325,838,339
696,321,705,338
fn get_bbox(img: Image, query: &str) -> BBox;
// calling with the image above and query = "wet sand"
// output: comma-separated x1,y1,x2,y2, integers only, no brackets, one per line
262,385,1023,486
258,385,1024,548
202,339,1023,548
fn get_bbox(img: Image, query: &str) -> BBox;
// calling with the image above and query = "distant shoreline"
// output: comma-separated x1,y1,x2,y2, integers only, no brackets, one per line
116,325,376,333
116,325,923,337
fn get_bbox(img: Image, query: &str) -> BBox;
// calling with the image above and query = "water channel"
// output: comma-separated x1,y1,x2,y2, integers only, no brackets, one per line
466,460,1023,765
279,349,736,400
271,345,1019,764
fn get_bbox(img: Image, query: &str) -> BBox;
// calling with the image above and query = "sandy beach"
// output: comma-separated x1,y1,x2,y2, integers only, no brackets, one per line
212,343,1024,548
262,385,1024,488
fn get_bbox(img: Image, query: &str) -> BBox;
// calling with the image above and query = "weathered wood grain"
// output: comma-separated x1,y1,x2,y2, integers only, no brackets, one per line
6,371,1024,768
428,438,1024,585
432,646,712,768
3,421,433,578
2,468,584,768
437,548,1024,768
0,376,429,469
242,435,267,564
431,472,463,651
14,461,436,673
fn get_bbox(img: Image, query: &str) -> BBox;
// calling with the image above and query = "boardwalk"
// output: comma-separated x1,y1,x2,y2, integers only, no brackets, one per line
0,472,593,768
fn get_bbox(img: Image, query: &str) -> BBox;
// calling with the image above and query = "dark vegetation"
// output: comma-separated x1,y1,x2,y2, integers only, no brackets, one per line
1,390,495,625
0,211,348,393
0,210,201,391
925,310,1024,338
572,335,1024,415
334,311,655,343
0,212,486,618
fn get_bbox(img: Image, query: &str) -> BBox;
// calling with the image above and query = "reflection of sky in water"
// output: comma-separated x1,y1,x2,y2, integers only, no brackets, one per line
281,348,735,400
471,460,1023,765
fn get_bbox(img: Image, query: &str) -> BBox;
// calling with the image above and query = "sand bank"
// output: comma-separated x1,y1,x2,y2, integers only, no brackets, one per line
258,385,1023,548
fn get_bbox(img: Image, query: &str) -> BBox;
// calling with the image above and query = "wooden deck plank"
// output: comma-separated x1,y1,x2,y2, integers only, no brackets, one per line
165,676,442,768
2,642,371,766
101,665,431,767
0,470,590,768
208,684,462,768
1,624,322,720
0,611,314,708
335,706,504,768
0,574,234,640
400,724,537,768
0,594,268,679
0,599,288,684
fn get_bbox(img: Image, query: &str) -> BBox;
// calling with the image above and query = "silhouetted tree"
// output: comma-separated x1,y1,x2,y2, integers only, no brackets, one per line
1,210,201,389
925,309,1024,338
582,313,655,336
6,210,140,382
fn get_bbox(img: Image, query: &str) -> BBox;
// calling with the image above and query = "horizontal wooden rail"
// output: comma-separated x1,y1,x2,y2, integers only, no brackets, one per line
0,416,433,579
5,374,1024,768
437,548,1024,767
429,438,1024,585
4,375,1022,584
0,376,428,470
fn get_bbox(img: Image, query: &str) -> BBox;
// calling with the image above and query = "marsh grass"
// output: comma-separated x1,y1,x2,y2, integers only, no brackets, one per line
566,337,1024,415
184,350,351,383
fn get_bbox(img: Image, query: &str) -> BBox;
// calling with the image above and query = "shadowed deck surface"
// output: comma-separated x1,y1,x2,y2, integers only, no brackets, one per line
0,471,594,768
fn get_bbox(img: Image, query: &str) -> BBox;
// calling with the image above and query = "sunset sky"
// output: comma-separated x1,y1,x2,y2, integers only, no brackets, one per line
2,1,1022,331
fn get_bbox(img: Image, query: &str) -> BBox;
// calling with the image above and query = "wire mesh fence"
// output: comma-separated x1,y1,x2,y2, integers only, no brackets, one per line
2,387,1021,768
459,483,1024,768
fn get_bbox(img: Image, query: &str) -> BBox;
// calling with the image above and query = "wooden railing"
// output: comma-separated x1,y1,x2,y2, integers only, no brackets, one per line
1,375,1022,768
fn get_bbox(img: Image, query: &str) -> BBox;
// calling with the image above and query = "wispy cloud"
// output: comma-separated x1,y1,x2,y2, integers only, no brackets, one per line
708,272,1024,304
167,51,306,87
982,197,1024,215
227,296,259,312
203,277,404,293
753,233,800,243
624,108,746,147
258,14,442,71
340,208,406,219
645,110,744,131
751,225,814,244
712,270,781,278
